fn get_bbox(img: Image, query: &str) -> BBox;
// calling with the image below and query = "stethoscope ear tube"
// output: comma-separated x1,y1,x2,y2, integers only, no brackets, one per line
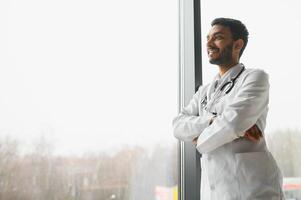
201,65,245,109
221,66,245,94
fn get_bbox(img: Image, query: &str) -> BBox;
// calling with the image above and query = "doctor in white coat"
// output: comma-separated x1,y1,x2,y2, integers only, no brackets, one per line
173,18,285,200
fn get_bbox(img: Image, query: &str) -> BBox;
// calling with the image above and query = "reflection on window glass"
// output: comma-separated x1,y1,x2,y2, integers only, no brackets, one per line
201,0,301,199
0,0,178,199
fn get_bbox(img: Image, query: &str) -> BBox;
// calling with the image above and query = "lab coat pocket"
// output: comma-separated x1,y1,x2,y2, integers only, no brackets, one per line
235,152,281,200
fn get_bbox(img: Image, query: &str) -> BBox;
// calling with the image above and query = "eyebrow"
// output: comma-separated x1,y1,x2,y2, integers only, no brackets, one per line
207,31,225,39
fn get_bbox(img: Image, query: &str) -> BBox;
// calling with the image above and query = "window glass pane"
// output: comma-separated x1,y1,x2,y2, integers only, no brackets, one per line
0,0,178,199
201,0,301,198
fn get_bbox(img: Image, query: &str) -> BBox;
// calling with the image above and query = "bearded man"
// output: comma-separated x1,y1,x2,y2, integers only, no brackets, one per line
173,18,284,200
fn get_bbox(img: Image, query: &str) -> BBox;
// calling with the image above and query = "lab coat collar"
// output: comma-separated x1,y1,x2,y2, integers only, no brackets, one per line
214,63,243,87
214,63,244,83
207,63,244,101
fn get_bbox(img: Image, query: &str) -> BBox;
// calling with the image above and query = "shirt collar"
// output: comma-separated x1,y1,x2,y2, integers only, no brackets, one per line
213,63,244,83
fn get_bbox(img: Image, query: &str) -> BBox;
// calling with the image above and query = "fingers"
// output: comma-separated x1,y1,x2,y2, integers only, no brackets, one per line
249,126,260,140
192,137,198,145
244,124,263,142
244,132,259,142
209,117,215,125
253,125,263,138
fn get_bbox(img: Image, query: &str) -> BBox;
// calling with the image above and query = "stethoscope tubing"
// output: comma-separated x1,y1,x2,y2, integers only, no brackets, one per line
201,65,245,113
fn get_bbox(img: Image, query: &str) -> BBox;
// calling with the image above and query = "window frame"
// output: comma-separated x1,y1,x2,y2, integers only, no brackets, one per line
178,0,202,199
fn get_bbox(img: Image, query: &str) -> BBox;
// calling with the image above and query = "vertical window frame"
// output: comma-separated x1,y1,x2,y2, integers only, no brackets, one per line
178,0,202,199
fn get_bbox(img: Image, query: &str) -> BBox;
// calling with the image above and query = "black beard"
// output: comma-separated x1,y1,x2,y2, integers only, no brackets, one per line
209,43,233,65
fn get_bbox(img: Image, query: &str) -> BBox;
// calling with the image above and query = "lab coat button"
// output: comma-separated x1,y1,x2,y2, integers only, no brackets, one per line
210,185,215,190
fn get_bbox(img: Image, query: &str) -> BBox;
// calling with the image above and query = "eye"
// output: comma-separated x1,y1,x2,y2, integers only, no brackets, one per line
215,35,223,40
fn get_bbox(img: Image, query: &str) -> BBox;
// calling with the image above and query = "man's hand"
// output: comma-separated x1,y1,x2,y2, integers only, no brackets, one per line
244,124,262,142
192,137,198,145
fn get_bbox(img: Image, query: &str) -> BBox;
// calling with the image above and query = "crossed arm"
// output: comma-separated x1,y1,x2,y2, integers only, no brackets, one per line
192,121,263,145
173,70,268,153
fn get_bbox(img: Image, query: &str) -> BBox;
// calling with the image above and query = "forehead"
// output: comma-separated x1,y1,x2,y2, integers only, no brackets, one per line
207,25,232,37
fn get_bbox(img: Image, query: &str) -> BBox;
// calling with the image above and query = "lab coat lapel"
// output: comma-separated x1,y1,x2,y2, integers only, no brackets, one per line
216,64,244,93
205,64,244,112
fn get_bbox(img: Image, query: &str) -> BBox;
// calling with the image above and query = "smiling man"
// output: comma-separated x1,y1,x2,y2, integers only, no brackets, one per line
173,18,284,199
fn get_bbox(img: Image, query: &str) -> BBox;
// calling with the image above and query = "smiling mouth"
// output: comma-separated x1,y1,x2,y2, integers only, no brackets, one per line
208,48,219,56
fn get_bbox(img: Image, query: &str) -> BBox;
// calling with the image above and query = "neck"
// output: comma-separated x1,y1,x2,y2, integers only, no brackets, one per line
218,61,239,76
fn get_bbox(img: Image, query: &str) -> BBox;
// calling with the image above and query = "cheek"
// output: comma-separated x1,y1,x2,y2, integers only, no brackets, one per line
217,41,232,50
215,44,227,52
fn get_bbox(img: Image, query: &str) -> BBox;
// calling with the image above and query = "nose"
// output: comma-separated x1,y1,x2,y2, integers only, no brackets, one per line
206,37,214,49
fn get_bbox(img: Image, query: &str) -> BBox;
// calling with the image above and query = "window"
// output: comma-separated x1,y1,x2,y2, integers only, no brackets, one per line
0,0,178,199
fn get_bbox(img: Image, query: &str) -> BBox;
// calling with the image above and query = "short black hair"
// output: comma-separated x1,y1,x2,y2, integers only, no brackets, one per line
211,18,249,58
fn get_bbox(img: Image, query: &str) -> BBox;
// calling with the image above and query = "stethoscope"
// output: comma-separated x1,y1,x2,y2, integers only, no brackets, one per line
200,65,245,114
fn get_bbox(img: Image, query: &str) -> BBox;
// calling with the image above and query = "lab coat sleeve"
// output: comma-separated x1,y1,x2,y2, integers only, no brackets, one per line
172,86,212,142
196,70,269,153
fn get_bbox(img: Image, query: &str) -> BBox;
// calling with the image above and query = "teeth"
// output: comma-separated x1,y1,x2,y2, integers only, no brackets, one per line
208,49,218,55
209,49,218,52
208,50,217,56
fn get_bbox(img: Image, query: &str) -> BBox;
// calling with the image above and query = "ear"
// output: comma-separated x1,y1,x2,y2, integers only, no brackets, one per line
234,39,244,52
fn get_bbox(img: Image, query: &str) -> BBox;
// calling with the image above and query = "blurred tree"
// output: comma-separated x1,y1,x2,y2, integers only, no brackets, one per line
0,136,20,200
0,135,178,200
267,129,301,177
130,143,177,200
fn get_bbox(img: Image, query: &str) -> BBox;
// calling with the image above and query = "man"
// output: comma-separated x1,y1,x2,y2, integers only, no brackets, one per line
172,18,284,199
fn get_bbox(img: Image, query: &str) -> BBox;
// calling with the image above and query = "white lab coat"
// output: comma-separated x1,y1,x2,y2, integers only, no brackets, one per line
173,64,285,200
